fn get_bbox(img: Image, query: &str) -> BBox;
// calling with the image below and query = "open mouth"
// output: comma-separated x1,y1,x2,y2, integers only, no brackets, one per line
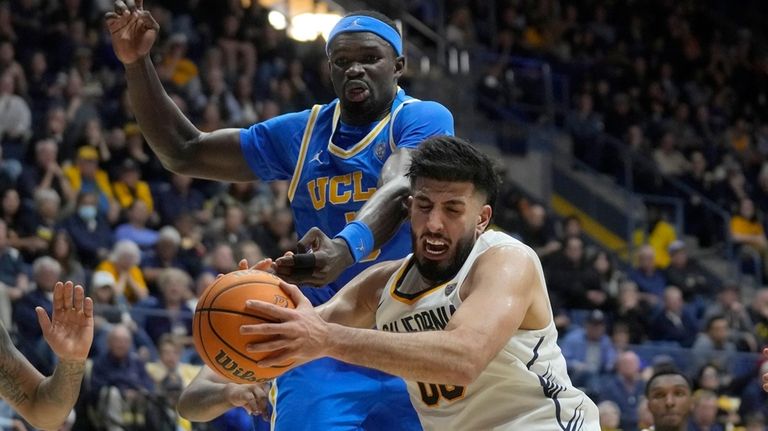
423,238,450,258
345,82,370,102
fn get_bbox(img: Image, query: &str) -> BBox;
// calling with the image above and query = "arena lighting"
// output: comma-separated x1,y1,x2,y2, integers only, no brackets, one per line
268,10,287,31
287,12,342,42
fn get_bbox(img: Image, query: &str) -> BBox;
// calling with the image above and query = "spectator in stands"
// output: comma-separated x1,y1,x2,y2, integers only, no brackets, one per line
142,225,201,287
252,205,296,259
703,283,756,352
62,146,118,222
203,204,251,249
204,180,276,227
692,315,737,370
17,138,74,203
565,93,604,166
682,151,718,247
730,198,768,277
719,168,752,214
79,118,111,163
155,173,205,227
58,190,113,268
749,288,768,348
0,71,31,146
560,309,617,395
739,361,768,423
96,239,148,304
512,203,561,259
136,267,193,348
647,286,698,347
48,229,86,287
114,200,158,251
592,250,623,299
90,324,155,431
90,270,130,357
545,235,605,309
664,240,714,306
0,188,31,242
12,256,60,374
694,363,729,395
597,400,621,431
614,280,650,345
0,218,28,327
689,389,725,431
202,243,237,277
600,350,645,431
112,158,154,213
653,132,689,177
629,245,668,301
12,188,61,261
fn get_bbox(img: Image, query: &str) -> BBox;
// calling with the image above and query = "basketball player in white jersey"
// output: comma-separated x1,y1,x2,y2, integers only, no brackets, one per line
241,135,600,430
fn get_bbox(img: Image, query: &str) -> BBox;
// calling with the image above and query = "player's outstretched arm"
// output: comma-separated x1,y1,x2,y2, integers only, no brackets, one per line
0,281,93,430
105,0,253,181
247,245,539,385
177,366,269,421
275,148,414,285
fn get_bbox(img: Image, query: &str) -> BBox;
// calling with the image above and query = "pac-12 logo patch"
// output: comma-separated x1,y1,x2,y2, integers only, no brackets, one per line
444,283,456,296
374,141,387,161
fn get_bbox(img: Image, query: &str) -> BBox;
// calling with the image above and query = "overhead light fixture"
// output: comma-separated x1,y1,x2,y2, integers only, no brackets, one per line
287,13,342,42
268,10,287,31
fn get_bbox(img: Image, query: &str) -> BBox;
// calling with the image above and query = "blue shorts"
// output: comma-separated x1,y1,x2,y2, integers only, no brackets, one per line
263,357,422,430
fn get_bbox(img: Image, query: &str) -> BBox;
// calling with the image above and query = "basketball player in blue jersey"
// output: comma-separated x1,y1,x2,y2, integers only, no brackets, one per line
106,1,453,429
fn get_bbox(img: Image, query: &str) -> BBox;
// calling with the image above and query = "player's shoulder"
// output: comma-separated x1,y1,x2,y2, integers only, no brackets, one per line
396,99,452,122
366,258,407,281
474,231,538,268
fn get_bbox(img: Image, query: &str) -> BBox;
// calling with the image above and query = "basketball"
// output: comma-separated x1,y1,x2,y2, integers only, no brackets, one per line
193,269,296,384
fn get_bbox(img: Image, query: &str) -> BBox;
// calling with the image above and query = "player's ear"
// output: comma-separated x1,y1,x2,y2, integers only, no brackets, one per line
476,204,492,234
394,56,405,80
406,195,414,217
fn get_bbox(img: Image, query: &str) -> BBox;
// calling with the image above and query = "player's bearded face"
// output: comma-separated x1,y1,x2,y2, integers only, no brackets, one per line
412,228,475,285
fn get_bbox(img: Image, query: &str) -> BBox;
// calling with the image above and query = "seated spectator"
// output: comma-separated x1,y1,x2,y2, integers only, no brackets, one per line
62,146,118,222
545,235,605,309
739,361,768,423
96,239,148,304
12,256,60,374
703,283,756,351
664,240,714,304
203,204,251,249
689,389,726,431
749,288,768,347
592,250,623,299
694,363,729,395
112,158,154,213
1,188,33,243
89,324,155,431
730,198,767,277
114,200,159,251
144,336,199,431
692,315,737,370
653,131,689,177
510,203,561,260
155,173,205,227
201,243,237,278
614,280,651,345
141,226,201,287
634,207,678,269
559,309,617,395
204,180,276,226
48,229,86,287
135,267,193,348
12,188,60,261
0,219,28,328
647,286,698,347
597,400,621,431
0,71,31,147
599,350,644,431
628,245,668,302
17,138,74,203
252,206,297,259
58,190,113,268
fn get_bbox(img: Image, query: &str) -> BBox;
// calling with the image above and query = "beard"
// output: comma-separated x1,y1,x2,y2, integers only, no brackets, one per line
412,230,476,285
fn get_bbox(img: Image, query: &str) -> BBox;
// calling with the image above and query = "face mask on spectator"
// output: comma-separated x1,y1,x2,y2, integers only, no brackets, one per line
78,205,97,220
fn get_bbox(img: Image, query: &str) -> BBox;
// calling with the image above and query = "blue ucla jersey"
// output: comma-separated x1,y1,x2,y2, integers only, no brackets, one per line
240,88,454,293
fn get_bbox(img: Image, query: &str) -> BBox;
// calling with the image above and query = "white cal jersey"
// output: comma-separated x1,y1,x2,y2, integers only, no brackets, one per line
376,230,600,431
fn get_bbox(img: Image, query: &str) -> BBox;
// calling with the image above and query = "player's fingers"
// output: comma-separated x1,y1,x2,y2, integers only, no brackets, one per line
35,307,51,334
63,281,74,310
115,0,128,14
251,258,273,272
138,9,159,31
135,0,144,9
73,284,85,311
257,351,294,368
244,300,293,321
238,259,249,270
278,280,311,308
53,281,64,311
240,323,283,336
83,297,94,318
125,0,136,11
763,347,768,358
246,338,290,353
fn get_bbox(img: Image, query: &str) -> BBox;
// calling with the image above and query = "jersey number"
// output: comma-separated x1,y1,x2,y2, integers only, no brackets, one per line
344,211,381,262
417,382,466,406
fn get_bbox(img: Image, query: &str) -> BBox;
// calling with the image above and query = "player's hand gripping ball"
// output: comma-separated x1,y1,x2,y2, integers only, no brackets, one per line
193,269,295,383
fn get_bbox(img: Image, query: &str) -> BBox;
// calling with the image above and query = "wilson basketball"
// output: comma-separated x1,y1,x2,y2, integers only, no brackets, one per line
193,269,295,384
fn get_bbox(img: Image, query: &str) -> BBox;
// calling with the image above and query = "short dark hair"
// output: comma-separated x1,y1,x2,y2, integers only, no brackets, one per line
345,10,400,35
645,367,692,397
407,136,500,206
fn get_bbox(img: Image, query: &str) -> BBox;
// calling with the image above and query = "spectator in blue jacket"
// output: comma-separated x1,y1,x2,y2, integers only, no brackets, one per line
560,309,617,395
600,350,645,431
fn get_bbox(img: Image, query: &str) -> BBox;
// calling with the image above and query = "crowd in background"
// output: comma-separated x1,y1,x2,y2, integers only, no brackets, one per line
0,0,763,430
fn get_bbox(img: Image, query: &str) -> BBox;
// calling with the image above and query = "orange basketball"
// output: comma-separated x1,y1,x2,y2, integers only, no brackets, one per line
193,269,295,384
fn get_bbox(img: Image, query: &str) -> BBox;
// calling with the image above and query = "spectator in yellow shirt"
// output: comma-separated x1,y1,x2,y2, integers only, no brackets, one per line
112,158,154,213
95,239,148,304
63,146,119,223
